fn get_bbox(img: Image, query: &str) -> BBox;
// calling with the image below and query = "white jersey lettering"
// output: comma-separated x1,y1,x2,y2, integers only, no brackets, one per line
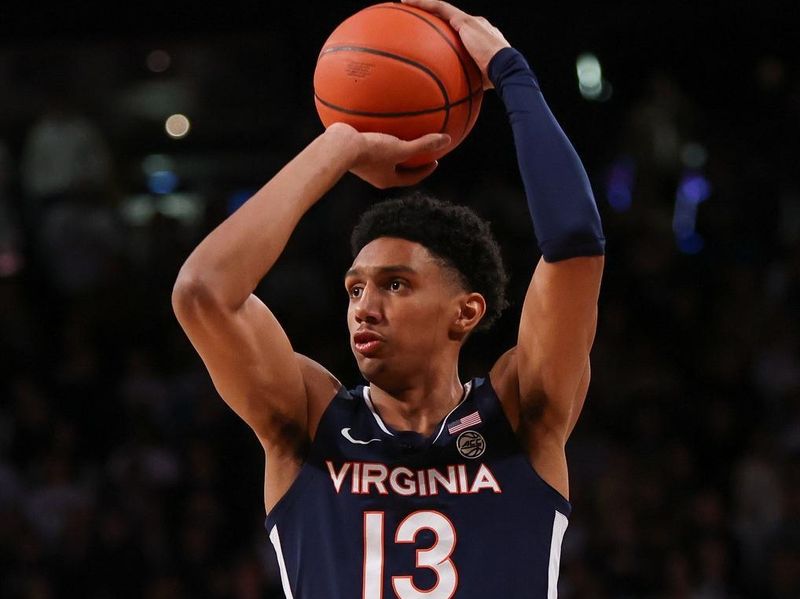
362,463,389,495
469,464,502,494
327,461,502,497
427,466,459,495
390,467,416,496
326,460,351,494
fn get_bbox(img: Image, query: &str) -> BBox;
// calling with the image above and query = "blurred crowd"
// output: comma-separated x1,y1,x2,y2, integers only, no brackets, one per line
1,29,800,599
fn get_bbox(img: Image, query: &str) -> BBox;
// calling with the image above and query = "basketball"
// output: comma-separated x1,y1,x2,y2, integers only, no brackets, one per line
314,2,483,167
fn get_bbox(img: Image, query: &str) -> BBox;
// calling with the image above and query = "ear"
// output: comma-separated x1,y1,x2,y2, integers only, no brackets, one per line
449,292,487,341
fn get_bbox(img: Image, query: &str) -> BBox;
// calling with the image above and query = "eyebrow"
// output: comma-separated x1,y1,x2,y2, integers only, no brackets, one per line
344,265,418,279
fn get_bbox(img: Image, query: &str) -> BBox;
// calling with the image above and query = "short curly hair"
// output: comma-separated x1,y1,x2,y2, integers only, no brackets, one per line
350,192,509,331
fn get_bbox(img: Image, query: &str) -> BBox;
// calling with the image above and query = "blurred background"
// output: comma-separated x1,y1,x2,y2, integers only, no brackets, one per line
0,0,798,597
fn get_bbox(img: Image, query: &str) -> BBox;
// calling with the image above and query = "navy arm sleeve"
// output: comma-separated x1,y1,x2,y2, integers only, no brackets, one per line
489,47,605,262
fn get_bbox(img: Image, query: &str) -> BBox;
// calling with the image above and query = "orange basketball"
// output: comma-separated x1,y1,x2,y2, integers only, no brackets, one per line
314,2,483,167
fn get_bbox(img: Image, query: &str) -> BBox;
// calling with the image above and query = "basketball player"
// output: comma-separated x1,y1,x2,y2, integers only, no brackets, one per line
172,0,604,596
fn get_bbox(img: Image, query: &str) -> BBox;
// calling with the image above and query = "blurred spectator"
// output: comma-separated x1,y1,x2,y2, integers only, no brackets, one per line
20,97,112,208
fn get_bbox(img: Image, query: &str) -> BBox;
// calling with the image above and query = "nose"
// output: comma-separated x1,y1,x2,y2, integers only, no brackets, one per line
353,284,383,324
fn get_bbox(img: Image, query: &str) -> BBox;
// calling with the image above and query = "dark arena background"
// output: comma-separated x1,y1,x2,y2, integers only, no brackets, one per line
0,1,798,596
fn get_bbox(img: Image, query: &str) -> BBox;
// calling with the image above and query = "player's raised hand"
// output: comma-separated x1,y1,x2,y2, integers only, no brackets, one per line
401,0,510,90
330,123,450,189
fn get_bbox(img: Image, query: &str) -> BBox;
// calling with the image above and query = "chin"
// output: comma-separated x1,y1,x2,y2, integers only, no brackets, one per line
356,357,385,382
356,362,411,393
353,351,382,377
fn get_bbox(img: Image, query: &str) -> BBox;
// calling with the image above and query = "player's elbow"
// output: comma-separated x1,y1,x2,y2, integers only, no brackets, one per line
171,269,224,324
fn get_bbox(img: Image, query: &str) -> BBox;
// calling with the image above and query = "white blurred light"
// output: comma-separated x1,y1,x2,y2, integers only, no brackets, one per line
576,53,612,101
159,193,203,222
165,114,190,139
121,195,157,225
147,50,171,73
121,193,203,225
577,54,601,86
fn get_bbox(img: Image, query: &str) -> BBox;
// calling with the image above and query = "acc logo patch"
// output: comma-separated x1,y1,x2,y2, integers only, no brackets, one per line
456,430,486,459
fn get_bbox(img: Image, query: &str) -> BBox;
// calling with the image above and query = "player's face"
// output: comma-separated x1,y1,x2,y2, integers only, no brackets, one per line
345,237,464,384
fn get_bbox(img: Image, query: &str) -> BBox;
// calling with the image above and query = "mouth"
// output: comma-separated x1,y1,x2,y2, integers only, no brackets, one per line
353,331,384,357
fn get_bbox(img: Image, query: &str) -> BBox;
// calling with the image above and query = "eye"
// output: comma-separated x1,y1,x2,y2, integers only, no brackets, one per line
349,285,363,298
388,280,405,292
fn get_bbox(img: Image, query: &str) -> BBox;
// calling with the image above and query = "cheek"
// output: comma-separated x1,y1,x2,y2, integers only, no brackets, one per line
398,299,450,337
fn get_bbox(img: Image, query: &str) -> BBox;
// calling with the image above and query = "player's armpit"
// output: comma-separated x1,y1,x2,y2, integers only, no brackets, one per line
516,255,603,441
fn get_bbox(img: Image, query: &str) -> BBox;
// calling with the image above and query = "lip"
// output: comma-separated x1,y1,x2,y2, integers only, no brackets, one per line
354,330,384,344
353,330,385,357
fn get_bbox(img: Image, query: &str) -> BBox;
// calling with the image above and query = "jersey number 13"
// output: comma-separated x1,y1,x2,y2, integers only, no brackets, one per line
363,510,458,599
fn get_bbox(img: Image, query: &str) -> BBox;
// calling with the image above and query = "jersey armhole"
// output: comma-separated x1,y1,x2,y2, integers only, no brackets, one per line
265,461,316,532
266,384,353,531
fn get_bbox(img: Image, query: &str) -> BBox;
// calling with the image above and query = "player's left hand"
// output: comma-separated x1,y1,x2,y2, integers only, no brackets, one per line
401,0,511,90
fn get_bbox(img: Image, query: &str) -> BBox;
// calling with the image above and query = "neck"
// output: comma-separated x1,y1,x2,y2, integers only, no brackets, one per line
368,368,465,437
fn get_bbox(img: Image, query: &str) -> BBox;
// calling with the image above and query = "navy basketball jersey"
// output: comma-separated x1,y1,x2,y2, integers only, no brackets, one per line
265,376,571,598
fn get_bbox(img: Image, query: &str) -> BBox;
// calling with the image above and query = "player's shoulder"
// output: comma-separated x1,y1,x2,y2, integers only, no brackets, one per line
294,352,345,438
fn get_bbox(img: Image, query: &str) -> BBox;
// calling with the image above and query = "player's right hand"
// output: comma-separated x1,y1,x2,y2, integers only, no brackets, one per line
401,0,511,90
328,123,451,189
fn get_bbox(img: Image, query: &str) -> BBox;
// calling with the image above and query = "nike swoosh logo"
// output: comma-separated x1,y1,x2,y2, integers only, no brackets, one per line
341,428,381,445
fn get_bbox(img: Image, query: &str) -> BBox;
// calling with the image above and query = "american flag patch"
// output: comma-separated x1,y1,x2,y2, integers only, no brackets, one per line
448,411,482,435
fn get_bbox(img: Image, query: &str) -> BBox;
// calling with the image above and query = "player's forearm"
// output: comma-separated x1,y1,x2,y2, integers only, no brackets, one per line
175,125,358,309
489,48,605,262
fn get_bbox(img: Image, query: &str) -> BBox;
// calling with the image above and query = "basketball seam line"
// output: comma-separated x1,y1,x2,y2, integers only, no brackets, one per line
365,4,480,136
318,45,450,131
314,86,481,118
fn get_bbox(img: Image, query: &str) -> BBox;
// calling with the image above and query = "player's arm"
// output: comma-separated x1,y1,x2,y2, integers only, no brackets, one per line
487,40,605,424
172,123,450,451
488,44,604,496
402,0,605,496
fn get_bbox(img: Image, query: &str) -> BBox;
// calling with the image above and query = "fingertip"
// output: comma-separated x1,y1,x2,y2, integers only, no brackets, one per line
416,159,439,179
415,162,437,180
422,133,450,150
